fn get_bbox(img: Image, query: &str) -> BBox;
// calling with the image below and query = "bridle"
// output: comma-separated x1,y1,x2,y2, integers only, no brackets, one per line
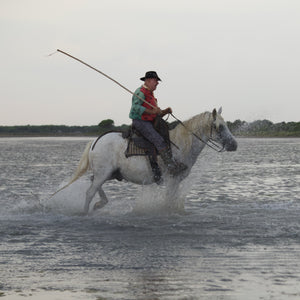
170,113,225,152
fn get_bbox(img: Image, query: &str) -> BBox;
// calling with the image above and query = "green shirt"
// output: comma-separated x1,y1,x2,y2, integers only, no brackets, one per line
129,87,146,120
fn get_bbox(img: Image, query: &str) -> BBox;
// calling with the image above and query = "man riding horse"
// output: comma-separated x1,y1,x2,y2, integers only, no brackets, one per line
129,71,187,181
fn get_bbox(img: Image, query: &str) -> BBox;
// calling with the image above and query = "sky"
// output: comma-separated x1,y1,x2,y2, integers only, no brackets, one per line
1,0,300,126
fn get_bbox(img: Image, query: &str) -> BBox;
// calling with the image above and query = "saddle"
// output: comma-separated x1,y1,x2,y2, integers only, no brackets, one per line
123,117,171,184
123,116,170,158
123,129,155,157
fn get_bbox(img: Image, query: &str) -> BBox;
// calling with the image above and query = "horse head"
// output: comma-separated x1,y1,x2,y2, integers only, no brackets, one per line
210,107,237,152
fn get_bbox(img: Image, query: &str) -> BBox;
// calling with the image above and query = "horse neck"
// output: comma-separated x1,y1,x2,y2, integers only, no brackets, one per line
183,112,212,138
170,112,213,157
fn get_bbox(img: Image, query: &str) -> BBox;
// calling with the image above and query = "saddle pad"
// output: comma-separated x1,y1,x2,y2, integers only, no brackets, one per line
125,139,148,157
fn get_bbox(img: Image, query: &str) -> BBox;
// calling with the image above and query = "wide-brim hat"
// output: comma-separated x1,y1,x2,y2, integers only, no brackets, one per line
140,71,161,81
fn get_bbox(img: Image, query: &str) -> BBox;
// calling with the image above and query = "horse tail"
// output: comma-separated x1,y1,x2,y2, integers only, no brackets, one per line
51,141,92,197
68,140,92,184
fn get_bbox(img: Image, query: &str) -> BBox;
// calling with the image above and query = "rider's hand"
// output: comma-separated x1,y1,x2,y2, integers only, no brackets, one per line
153,107,162,115
165,107,172,114
161,107,172,115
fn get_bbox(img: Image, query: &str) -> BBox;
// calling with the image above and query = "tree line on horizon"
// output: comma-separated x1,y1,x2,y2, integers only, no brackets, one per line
226,119,300,137
0,118,299,137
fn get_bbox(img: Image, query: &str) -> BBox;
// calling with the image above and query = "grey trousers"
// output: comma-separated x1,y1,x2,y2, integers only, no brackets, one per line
132,119,167,152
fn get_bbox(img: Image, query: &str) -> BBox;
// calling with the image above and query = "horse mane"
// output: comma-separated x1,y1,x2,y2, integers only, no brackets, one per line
183,111,213,134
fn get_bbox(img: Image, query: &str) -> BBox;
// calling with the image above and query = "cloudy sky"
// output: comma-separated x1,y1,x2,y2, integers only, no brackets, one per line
1,0,299,126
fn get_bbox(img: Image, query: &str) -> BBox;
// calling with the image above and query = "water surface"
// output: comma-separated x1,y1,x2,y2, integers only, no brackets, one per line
0,137,299,299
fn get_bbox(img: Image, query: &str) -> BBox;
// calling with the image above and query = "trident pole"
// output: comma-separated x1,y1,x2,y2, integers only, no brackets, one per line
56,49,156,109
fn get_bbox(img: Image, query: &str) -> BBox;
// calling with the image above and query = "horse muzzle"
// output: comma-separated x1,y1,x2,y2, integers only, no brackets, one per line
224,138,238,151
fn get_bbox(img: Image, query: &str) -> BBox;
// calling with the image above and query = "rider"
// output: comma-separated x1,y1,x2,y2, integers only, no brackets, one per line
129,71,187,178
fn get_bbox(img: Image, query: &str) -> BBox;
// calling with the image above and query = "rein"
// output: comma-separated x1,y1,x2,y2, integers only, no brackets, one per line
170,113,225,152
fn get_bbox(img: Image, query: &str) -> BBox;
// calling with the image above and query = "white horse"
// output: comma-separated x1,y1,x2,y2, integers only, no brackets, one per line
57,108,237,214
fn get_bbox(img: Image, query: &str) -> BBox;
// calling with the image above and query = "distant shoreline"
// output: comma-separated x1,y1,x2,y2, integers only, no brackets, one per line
0,119,299,138
0,133,98,138
1,134,299,138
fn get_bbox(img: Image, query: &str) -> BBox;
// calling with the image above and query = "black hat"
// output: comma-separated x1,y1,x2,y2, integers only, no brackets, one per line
140,71,161,81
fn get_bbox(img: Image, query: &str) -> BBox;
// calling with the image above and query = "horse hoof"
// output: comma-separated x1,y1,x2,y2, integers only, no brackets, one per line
93,201,103,211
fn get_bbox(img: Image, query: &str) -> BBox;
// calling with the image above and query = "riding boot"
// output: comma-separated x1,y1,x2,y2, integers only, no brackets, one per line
159,148,188,177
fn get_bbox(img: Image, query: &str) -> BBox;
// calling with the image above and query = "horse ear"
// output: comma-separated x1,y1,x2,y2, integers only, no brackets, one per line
218,107,222,115
212,108,217,120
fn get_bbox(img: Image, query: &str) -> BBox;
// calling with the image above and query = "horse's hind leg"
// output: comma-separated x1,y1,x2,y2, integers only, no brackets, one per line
84,177,107,214
93,187,108,211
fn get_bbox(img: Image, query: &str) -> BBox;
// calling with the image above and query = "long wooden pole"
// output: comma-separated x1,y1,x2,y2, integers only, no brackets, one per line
56,49,156,109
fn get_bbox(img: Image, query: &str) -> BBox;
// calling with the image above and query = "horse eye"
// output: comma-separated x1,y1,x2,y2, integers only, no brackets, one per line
216,124,224,133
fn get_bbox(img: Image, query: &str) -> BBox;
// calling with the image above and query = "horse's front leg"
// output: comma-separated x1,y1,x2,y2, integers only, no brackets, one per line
165,177,185,213
165,177,179,200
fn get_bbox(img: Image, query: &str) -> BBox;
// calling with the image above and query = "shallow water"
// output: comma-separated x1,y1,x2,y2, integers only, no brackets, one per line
0,137,299,299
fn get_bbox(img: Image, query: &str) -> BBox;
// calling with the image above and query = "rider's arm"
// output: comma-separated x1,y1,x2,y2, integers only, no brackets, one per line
129,89,147,119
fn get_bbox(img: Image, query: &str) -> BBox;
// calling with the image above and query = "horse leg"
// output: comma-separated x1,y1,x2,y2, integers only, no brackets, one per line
93,187,108,211
84,177,107,214
165,178,185,212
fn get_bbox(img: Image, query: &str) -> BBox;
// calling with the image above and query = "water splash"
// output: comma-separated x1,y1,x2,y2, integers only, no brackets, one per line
43,177,96,215
42,176,191,218
132,177,193,216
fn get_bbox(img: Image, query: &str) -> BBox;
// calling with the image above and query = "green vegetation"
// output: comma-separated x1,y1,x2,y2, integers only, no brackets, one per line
227,119,300,137
0,119,299,137
0,119,129,137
